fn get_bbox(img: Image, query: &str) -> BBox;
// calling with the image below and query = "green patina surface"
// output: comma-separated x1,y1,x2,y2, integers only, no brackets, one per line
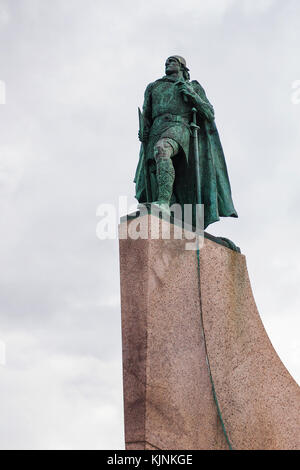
134,56,238,230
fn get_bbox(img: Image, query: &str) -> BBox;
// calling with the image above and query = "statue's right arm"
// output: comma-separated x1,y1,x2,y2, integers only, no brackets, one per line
140,83,153,142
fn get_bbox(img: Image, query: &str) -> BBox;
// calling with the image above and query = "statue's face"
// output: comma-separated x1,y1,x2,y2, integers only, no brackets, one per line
165,57,181,75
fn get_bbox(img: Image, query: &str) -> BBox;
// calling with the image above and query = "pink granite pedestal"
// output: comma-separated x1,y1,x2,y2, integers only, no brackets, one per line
119,214,300,450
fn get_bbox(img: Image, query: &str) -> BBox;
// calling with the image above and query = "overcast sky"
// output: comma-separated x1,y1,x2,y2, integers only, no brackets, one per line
0,0,299,450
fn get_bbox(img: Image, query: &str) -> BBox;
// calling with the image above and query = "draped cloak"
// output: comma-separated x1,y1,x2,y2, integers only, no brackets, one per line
134,76,238,230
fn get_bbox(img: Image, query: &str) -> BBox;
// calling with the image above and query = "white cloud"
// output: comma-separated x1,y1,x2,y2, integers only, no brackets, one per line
135,0,236,20
0,147,28,196
241,0,275,15
0,330,124,449
0,3,9,26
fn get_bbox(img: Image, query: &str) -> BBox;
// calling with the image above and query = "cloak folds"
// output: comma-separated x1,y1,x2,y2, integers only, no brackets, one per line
134,92,238,231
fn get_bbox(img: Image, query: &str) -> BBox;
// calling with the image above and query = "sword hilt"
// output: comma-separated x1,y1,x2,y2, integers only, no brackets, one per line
190,107,200,132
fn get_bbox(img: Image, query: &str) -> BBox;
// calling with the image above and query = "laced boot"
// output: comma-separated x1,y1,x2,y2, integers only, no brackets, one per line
152,157,175,215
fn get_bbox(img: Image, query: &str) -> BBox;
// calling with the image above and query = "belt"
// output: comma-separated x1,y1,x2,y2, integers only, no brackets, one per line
153,113,190,124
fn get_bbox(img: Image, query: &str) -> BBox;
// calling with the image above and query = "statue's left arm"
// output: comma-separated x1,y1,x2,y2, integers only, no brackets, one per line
178,80,215,122
191,80,215,121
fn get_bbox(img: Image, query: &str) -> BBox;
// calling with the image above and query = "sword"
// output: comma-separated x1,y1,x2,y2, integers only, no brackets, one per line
138,107,152,202
190,107,201,207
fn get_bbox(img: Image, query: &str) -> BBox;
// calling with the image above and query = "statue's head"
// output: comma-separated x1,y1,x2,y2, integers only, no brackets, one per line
165,55,190,80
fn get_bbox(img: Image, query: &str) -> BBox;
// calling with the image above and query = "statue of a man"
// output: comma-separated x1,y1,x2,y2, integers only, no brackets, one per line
134,55,238,230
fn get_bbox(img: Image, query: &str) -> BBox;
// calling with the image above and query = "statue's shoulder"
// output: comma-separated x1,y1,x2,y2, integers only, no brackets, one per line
190,80,206,96
145,78,166,93
145,81,155,91
191,80,213,107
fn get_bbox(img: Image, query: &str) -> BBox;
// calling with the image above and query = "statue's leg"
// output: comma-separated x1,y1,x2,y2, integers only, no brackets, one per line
154,138,179,206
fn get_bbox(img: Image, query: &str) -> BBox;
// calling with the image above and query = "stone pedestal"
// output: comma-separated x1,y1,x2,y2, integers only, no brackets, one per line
119,214,300,450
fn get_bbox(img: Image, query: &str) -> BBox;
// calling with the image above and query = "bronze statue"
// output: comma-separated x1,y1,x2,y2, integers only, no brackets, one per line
134,55,238,230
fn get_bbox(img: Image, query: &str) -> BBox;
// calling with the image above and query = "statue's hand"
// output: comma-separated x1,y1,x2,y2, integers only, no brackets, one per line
176,82,197,104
